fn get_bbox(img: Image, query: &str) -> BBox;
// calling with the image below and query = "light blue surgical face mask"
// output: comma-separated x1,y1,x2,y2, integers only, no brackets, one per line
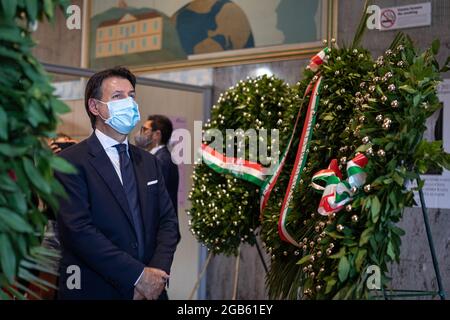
97,97,140,135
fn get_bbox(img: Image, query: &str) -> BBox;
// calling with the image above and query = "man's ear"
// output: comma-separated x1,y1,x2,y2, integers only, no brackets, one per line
151,130,161,144
88,98,100,116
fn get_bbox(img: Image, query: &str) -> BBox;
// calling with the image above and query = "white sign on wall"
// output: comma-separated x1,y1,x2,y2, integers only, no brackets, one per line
380,2,431,31
415,79,450,209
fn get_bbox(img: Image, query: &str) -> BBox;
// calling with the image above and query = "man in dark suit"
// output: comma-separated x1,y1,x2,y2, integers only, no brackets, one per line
55,67,180,300
135,115,179,213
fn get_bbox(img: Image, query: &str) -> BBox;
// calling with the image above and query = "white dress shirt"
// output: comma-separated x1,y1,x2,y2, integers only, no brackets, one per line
94,129,143,286
95,129,129,185
150,144,164,155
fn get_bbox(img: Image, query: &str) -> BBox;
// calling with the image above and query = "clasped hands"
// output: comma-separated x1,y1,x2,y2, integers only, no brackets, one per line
134,267,169,300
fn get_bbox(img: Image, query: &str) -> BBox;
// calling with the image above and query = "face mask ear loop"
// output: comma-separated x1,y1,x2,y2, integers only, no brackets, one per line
95,99,110,122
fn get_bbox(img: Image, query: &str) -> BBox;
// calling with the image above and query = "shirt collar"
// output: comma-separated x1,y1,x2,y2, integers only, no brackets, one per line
150,144,165,155
95,128,129,151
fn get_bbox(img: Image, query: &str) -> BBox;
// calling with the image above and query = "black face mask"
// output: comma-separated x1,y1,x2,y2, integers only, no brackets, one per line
134,134,152,149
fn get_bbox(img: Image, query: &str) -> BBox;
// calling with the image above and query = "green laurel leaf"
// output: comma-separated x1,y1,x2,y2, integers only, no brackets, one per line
338,256,350,282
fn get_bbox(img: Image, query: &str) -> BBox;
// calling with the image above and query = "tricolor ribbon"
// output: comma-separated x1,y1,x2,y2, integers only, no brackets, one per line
275,76,322,247
259,48,329,247
201,144,268,186
307,47,331,72
259,47,330,216
311,153,368,216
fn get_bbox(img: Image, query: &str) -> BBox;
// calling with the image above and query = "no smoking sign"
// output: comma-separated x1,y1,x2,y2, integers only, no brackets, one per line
376,2,431,31
381,9,396,29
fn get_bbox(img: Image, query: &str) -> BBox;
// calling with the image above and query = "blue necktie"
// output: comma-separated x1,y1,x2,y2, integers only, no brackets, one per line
114,143,145,261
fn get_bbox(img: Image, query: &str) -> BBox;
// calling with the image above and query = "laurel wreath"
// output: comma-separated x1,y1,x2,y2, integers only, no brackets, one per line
188,75,298,256
262,33,450,299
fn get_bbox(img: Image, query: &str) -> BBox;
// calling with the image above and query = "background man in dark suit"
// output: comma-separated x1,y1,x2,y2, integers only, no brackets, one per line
135,115,179,213
55,67,180,300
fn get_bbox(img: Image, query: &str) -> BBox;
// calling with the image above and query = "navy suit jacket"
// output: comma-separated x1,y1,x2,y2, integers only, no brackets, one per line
55,133,180,300
154,146,179,213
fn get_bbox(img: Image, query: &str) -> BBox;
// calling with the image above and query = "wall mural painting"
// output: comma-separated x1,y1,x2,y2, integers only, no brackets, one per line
88,0,326,69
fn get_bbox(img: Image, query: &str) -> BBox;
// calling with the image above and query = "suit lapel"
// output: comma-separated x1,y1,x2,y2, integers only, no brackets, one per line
86,134,136,231
129,146,150,236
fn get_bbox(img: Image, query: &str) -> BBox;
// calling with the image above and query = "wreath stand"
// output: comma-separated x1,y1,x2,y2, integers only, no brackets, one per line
188,235,268,300
372,179,446,300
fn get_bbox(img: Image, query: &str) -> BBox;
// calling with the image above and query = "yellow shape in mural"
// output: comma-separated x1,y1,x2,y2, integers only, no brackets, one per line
95,12,163,58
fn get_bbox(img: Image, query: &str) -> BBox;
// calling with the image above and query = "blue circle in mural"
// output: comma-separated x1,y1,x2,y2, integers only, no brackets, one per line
172,0,254,55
